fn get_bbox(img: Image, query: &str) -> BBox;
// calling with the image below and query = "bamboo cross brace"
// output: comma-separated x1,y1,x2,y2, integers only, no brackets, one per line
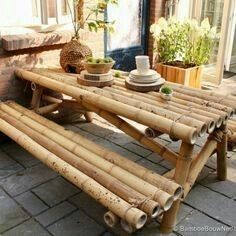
0,117,147,229
7,101,182,200
15,69,198,144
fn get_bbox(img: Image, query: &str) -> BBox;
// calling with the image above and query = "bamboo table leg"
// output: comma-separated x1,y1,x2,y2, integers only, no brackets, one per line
30,84,43,110
84,112,94,123
160,142,194,233
217,124,228,181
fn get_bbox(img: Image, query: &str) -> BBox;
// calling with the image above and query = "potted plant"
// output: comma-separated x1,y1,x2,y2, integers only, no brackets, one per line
159,85,173,100
60,0,118,73
150,17,218,88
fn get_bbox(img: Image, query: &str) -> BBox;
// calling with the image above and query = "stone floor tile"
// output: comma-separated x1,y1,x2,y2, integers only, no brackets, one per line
0,164,57,196
32,177,79,207
185,185,236,226
166,141,181,153
95,138,141,162
0,188,29,233
176,210,228,236
136,158,168,175
0,151,23,179
146,152,163,164
124,142,152,157
35,201,76,227
1,142,40,168
47,210,105,236
2,219,51,236
105,132,133,146
159,159,175,170
69,192,107,225
15,191,48,216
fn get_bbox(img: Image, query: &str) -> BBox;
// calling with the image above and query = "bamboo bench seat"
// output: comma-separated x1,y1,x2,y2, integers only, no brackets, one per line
0,101,183,233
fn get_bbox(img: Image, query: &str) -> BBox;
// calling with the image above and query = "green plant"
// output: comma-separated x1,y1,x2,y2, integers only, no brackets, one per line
114,70,121,77
160,86,173,95
150,17,218,67
67,0,118,39
85,56,114,63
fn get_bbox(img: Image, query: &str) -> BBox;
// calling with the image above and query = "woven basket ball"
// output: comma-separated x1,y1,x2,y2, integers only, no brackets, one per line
60,39,92,74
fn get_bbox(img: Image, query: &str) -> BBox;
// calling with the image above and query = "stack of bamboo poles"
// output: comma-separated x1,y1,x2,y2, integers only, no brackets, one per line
0,101,183,233
15,68,235,146
228,120,236,147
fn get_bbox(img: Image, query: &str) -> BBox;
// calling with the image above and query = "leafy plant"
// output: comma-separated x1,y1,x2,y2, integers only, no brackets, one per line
160,86,173,95
66,0,118,39
150,17,219,67
86,56,114,63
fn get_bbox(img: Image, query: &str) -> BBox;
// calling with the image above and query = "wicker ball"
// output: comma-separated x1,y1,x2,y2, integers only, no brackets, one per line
60,39,92,74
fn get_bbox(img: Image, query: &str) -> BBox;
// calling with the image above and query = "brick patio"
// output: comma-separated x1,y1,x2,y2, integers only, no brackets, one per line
0,114,235,236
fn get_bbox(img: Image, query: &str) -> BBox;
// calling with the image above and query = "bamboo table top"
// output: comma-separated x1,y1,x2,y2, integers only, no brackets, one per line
15,68,236,145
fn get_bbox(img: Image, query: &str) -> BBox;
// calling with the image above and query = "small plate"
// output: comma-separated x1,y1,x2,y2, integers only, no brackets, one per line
129,75,158,84
130,69,160,78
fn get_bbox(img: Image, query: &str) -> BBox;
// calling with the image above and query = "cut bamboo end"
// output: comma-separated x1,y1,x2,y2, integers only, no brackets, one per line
162,196,174,211
172,186,183,200
199,123,207,137
190,130,198,144
216,117,223,128
141,200,161,218
120,219,136,233
208,120,216,133
104,211,119,228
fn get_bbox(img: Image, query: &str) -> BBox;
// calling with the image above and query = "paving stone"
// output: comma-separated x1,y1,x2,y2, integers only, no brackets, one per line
176,210,228,236
0,151,23,179
200,172,236,199
136,158,167,175
185,185,236,226
166,141,181,153
124,142,152,157
32,177,79,207
2,219,50,236
105,132,133,146
35,201,76,227
0,188,29,233
15,191,48,216
196,166,214,183
1,142,40,167
64,124,99,141
159,159,175,170
195,135,208,147
47,210,105,236
95,138,141,162
69,192,107,225
146,152,163,164
0,164,57,196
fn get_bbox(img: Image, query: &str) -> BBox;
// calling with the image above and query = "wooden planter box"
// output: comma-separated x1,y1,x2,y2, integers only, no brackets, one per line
156,63,202,88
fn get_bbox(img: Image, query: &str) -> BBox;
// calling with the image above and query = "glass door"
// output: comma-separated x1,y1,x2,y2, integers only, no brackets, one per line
104,0,149,71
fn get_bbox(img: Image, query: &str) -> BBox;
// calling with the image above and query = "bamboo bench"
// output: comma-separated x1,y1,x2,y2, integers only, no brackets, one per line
0,101,183,233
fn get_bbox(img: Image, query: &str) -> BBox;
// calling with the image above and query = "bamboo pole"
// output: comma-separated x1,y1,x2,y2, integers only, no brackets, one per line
145,128,162,138
120,219,136,234
111,84,224,130
34,70,206,136
161,142,194,234
228,132,236,144
35,103,59,115
0,117,147,229
0,103,174,210
217,124,227,181
165,81,236,110
15,69,198,144
84,112,94,122
106,86,211,134
0,109,160,218
30,84,43,109
42,95,62,104
104,211,120,228
7,101,183,202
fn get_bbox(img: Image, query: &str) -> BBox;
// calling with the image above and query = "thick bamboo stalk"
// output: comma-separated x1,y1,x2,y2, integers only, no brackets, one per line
0,109,160,218
84,112,94,122
120,219,136,234
104,211,119,228
30,85,43,109
0,117,147,229
165,81,236,110
161,142,194,234
35,103,59,115
228,132,236,143
42,95,62,104
111,84,223,130
184,138,217,197
0,103,174,210
217,124,227,181
15,69,198,144
61,99,87,113
7,101,183,202
37,70,206,136
145,128,162,138
106,86,210,134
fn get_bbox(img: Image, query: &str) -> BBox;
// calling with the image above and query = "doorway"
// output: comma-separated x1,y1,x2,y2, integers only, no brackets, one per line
104,0,149,72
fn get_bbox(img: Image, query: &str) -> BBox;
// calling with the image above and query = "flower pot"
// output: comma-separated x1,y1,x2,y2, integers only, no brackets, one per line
60,39,92,74
83,61,115,74
160,92,173,101
155,63,203,88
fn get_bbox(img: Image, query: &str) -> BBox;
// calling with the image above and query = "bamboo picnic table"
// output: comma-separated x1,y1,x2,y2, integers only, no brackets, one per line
15,68,236,233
